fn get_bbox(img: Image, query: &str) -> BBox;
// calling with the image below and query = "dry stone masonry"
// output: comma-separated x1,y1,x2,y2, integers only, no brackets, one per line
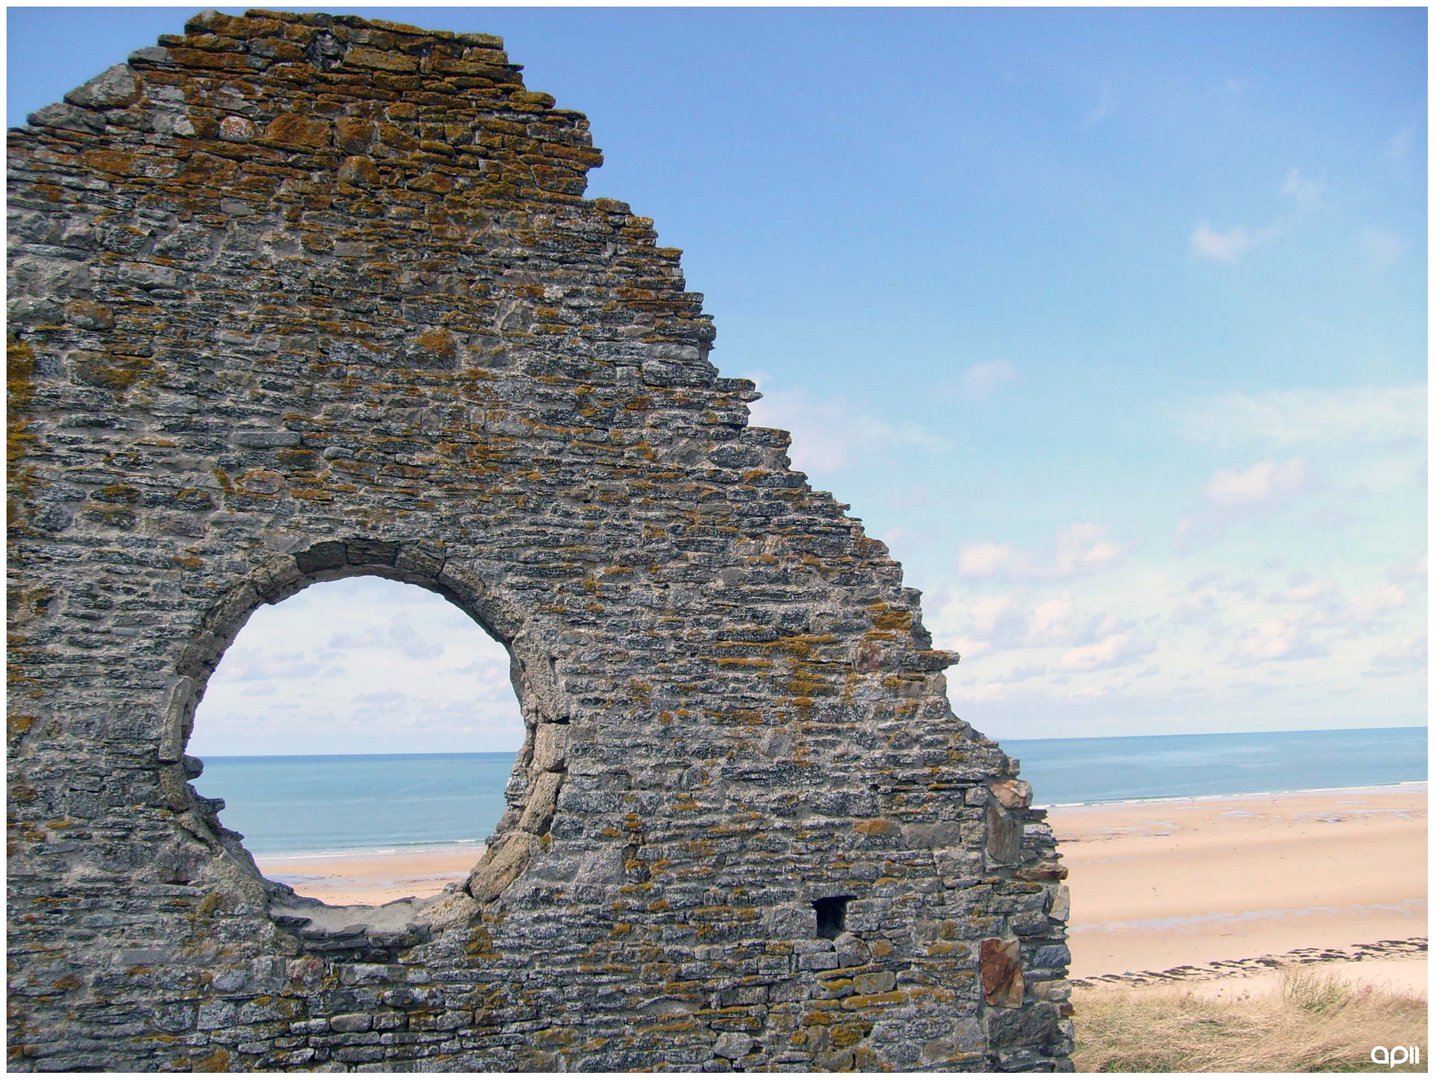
7,10,1071,1071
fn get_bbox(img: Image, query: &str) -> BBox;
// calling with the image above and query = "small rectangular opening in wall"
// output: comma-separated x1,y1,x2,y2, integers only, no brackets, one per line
813,895,855,940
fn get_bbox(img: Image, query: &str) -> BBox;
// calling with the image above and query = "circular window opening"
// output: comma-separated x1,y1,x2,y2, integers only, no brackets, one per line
188,576,523,907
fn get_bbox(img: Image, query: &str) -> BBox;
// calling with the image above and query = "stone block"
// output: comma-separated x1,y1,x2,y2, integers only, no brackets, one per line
1049,885,1070,923
988,779,1033,810
156,677,196,763
985,802,1022,866
262,112,331,149
65,64,139,109
518,771,561,834
980,937,1024,1008
532,724,567,773
711,1032,754,1060
294,541,348,574
230,430,301,448
467,832,539,903
852,971,896,995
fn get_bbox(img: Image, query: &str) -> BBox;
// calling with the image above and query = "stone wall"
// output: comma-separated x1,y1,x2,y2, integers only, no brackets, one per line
7,10,1071,1071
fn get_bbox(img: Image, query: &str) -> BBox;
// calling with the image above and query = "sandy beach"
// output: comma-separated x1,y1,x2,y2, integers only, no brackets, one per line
1051,784,1427,995
257,785,1427,995
256,843,486,907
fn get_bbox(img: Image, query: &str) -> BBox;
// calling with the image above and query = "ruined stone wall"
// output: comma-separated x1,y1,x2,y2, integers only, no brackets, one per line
7,10,1071,1070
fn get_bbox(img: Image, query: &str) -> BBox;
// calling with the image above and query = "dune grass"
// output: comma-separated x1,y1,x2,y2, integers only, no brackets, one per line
1072,967,1428,1072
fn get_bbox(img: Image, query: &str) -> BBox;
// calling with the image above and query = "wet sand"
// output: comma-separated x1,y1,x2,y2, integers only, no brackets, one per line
1050,784,1427,993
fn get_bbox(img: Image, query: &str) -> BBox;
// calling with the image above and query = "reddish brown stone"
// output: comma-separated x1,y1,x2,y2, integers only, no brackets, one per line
980,937,1024,1008
854,639,884,673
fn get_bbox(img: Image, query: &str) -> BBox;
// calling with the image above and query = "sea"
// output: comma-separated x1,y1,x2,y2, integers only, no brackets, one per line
199,725,1427,858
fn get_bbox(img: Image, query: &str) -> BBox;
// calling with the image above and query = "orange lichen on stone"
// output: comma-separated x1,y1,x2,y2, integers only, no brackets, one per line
261,112,331,149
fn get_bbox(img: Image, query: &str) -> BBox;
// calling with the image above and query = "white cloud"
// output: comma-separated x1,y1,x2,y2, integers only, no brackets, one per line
968,591,1023,636
1202,458,1309,507
929,584,1130,664
1169,590,1220,627
746,384,947,477
1280,167,1323,213
1189,167,1320,263
1051,522,1128,577
1066,683,1114,702
1189,221,1264,262
327,625,385,650
387,614,443,660
1367,636,1426,677
222,648,344,683
1260,573,1414,633
1360,227,1409,268
940,540,1425,734
354,689,405,707
328,613,442,659
1350,452,1427,497
1177,459,1314,548
957,542,1015,578
958,358,1017,399
1230,617,1327,665
1176,385,1427,448
929,589,1013,659
1347,584,1408,625
191,577,522,756
956,522,1130,581
1055,632,1153,673
1268,573,1338,607
957,679,1021,704
1028,594,1076,644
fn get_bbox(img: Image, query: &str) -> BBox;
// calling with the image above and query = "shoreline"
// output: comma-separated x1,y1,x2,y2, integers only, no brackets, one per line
1036,778,1427,811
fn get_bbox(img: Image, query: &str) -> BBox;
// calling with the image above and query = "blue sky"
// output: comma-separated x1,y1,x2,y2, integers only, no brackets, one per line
9,6,1427,753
